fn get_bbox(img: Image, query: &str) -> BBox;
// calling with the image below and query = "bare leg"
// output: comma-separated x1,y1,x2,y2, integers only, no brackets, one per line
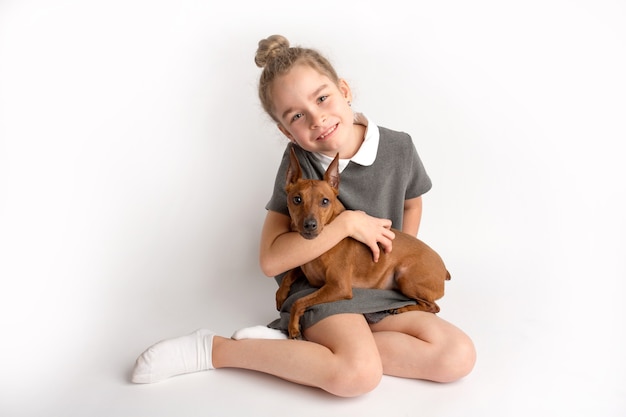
213,313,382,397
369,311,476,382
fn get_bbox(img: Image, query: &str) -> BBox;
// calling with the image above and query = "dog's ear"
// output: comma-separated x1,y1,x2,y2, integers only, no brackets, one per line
325,153,340,191
286,146,303,187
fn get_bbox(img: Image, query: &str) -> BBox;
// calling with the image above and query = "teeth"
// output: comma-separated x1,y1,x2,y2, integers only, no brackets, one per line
320,125,336,139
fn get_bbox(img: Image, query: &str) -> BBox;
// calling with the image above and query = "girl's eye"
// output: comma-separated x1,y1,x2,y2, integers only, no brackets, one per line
318,95,328,103
291,113,303,122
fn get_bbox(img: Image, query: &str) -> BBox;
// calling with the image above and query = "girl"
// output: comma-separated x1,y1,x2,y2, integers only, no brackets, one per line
131,35,475,398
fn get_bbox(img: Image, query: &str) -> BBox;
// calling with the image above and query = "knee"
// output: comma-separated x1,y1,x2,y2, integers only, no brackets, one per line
325,357,383,397
433,336,476,383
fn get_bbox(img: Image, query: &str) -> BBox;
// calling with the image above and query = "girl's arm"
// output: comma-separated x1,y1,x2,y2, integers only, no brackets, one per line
259,209,395,277
402,196,423,237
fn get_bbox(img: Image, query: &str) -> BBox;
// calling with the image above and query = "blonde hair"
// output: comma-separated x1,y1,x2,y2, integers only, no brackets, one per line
255,35,340,122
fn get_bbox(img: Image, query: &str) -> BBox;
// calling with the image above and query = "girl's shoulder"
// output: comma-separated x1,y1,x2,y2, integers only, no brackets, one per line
376,126,420,161
377,125,414,146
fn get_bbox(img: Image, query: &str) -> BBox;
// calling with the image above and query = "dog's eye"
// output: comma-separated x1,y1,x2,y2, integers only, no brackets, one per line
293,196,302,205
321,198,330,206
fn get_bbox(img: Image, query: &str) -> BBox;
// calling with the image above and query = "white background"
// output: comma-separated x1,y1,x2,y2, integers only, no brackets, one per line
1,0,625,416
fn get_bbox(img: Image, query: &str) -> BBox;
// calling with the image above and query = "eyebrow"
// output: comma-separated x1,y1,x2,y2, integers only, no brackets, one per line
280,84,329,121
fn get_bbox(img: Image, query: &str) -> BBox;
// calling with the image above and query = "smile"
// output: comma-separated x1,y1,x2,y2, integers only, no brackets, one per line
317,124,338,140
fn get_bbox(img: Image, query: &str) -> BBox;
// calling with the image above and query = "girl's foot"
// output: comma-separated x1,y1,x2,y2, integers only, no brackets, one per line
231,325,287,340
131,329,215,383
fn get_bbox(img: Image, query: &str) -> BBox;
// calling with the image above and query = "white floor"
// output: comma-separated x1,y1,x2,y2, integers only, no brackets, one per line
2,249,624,416
1,1,625,416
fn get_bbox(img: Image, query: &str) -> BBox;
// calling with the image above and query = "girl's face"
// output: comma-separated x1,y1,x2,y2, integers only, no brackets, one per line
271,64,357,158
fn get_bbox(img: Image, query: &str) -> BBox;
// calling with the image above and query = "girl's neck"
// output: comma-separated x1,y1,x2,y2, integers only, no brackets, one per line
337,123,366,159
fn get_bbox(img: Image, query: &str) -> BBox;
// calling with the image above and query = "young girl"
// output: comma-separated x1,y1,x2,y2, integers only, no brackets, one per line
131,35,475,397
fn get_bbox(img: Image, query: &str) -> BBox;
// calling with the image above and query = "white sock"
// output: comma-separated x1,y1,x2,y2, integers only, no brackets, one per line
231,325,287,340
131,329,215,384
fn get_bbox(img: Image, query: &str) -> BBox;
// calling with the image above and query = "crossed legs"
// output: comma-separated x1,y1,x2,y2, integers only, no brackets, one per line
132,312,475,397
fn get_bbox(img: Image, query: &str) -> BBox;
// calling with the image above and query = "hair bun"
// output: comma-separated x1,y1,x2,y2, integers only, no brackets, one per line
255,34,290,68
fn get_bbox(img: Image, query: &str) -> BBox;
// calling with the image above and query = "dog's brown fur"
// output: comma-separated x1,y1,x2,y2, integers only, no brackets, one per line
276,147,451,339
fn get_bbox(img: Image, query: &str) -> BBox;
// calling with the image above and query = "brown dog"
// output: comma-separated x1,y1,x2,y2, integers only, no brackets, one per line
276,147,451,339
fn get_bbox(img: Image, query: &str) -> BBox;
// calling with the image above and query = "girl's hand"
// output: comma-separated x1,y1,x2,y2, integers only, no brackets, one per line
338,210,395,262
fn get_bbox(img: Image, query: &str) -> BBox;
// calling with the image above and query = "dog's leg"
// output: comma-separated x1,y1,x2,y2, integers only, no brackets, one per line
288,282,353,339
393,267,446,315
276,268,302,311
393,300,440,314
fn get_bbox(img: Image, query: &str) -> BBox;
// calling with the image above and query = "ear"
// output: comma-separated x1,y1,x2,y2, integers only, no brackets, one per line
338,78,352,103
324,153,340,191
286,146,303,187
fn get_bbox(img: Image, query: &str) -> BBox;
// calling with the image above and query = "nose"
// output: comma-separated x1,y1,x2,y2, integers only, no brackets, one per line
310,110,326,129
303,217,318,232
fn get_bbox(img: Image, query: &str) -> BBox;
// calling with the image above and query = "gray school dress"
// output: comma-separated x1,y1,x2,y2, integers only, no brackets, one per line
266,123,432,334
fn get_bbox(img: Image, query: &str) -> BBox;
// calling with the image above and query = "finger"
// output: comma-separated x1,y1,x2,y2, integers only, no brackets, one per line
370,242,381,262
379,237,393,254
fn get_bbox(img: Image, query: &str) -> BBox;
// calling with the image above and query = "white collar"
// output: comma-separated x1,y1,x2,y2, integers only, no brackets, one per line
314,112,379,173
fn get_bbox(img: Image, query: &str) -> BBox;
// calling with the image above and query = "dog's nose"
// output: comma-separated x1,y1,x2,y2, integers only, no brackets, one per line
303,218,318,232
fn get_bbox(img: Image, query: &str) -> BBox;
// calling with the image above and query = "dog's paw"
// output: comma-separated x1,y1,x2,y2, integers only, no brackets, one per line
231,325,288,340
287,326,302,340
